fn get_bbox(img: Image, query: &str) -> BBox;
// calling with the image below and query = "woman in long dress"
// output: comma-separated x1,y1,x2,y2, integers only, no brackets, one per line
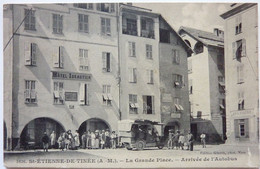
74,130,80,149
91,131,96,149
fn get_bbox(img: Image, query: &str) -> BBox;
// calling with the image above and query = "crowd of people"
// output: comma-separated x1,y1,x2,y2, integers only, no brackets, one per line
41,129,118,152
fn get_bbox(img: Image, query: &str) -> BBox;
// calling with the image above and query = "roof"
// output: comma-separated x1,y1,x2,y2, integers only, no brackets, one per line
220,3,257,19
159,16,193,55
178,26,224,48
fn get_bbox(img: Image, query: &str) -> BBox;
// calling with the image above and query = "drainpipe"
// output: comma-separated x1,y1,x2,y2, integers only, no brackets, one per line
117,3,122,120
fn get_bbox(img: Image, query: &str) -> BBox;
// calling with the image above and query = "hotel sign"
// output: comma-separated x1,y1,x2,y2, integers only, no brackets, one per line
52,71,91,81
230,109,253,117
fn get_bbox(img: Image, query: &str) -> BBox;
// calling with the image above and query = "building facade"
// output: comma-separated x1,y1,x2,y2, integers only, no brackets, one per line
4,3,192,150
179,27,226,142
220,3,259,144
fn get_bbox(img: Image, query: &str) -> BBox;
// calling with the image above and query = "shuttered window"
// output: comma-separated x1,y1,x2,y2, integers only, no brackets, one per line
102,85,112,106
143,95,154,114
237,64,244,84
172,49,180,64
79,49,89,71
101,17,111,36
235,119,249,138
24,9,36,30
147,69,154,84
79,83,89,106
232,39,246,60
78,14,89,33
129,94,138,114
146,44,153,59
53,14,63,34
53,82,64,104
25,80,37,103
102,52,111,72
235,15,242,35
129,68,137,83
53,46,64,68
129,42,136,57
173,74,183,88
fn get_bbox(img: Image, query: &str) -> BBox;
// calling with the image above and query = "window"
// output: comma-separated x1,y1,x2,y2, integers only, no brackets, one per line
141,17,154,39
233,39,246,60
79,49,89,71
128,42,136,57
234,119,249,138
189,79,193,94
101,17,111,36
188,59,192,73
102,85,112,106
219,98,225,112
73,3,93,10
53,46,64,68
160,29,170,43
24,80,37,103
96,3,115,13
53,82,64,104
147,69,154,84
122,14,137,36
217,55,224,70
235,15,242,34
173,74,183,88
172,49,180,64
24,42,37,66
174,97,184,112
79,83,89,105
238,92,244,110
143,95,154,114
102,52,111,72
194,42,203,54
129,68,137,83
53,14,63,34
129,94,138,114
237,64,244,83
146,44,153,59
78,14,89,33
24,9,36,30
197,111,202,118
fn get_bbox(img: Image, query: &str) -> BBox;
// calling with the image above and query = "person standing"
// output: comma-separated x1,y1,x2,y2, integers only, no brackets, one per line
86,130,91,149
167,129,173,149
81,132,87,149
188,132,194,151
111,131,116,149
100,130,106,149
50,131,56,149
57,133,65,151
173,131,180,150
104,130,111,149
91,131,96,149
178,133,185,150
74,130,80,149
95,130,100,149
42,132,50,152
200,132,206,148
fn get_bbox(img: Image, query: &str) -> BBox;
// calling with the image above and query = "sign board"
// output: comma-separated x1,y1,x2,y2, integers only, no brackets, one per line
230,109,253,117
65,92,78,101
171,113,181,118
162,93,172,102
52,71,91,81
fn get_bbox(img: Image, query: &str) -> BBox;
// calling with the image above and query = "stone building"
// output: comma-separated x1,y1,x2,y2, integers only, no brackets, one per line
220,3,259,144
178,27,226,142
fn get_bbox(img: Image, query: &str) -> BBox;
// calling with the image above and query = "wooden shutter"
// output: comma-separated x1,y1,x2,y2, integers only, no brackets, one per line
106,18,111,35
31,43,37,65
146,70,150,83
129,68,133,82
102,52,107,71
241,39,246,57
232,42,237,60
59,46,64,68
24,42,31,65
85,84,89,105
101,18,106,34
106,53,111,72
53,46,59,67
234,119,239,138
133,68,137,82
245,118,249,138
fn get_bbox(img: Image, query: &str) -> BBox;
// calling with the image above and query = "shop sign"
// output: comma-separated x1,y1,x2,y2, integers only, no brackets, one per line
65,92,78,101
171,113,181,118
162,93,172,103
52,71,91,81
231,109,253,117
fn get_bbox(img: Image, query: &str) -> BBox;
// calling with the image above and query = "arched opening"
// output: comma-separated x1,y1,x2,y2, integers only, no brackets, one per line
20,117,65,149
78,118,110,145
4,121,7,150
184,39,191,47
163,121,180,138
194,41,204,54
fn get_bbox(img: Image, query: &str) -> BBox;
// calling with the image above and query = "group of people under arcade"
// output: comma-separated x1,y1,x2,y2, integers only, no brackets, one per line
41,129,117,152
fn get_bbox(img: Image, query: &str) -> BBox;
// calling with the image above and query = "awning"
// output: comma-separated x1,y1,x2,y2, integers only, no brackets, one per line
54,91,59,98
175,104,181,110
103,94,108,100
107,94,113,100
179,105,184,111
31,90,37,99
219,104,225,109
239,99,244,104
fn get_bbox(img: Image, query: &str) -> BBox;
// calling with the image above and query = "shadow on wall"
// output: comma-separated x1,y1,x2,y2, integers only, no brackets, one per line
191,119,225,144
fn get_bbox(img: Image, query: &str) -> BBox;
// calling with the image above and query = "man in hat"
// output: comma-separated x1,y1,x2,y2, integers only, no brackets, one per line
167,129,174,149
188,132,194,151
42,132,50,152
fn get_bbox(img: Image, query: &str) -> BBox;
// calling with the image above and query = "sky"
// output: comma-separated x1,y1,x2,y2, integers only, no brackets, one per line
134,3,233,33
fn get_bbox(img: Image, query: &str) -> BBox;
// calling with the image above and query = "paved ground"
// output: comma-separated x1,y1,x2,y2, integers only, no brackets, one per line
4,144,259,168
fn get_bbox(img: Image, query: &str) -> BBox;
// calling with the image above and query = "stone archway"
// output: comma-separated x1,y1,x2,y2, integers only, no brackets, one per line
20,117,65,149
163,121,180,138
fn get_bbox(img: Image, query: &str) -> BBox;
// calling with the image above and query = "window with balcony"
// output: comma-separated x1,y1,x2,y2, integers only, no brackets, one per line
52,14,63,34
25,80,37,104
24,9,36,30
78,14,89,33
53,82,64,104
102,85,112,106
24,42,37,66
129,94,138,114
143,95,154,114
122,13,137,36
141,17,154,39
79,49,89,71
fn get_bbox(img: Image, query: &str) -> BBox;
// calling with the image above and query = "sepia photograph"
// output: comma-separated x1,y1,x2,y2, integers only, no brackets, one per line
2,1,259,168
